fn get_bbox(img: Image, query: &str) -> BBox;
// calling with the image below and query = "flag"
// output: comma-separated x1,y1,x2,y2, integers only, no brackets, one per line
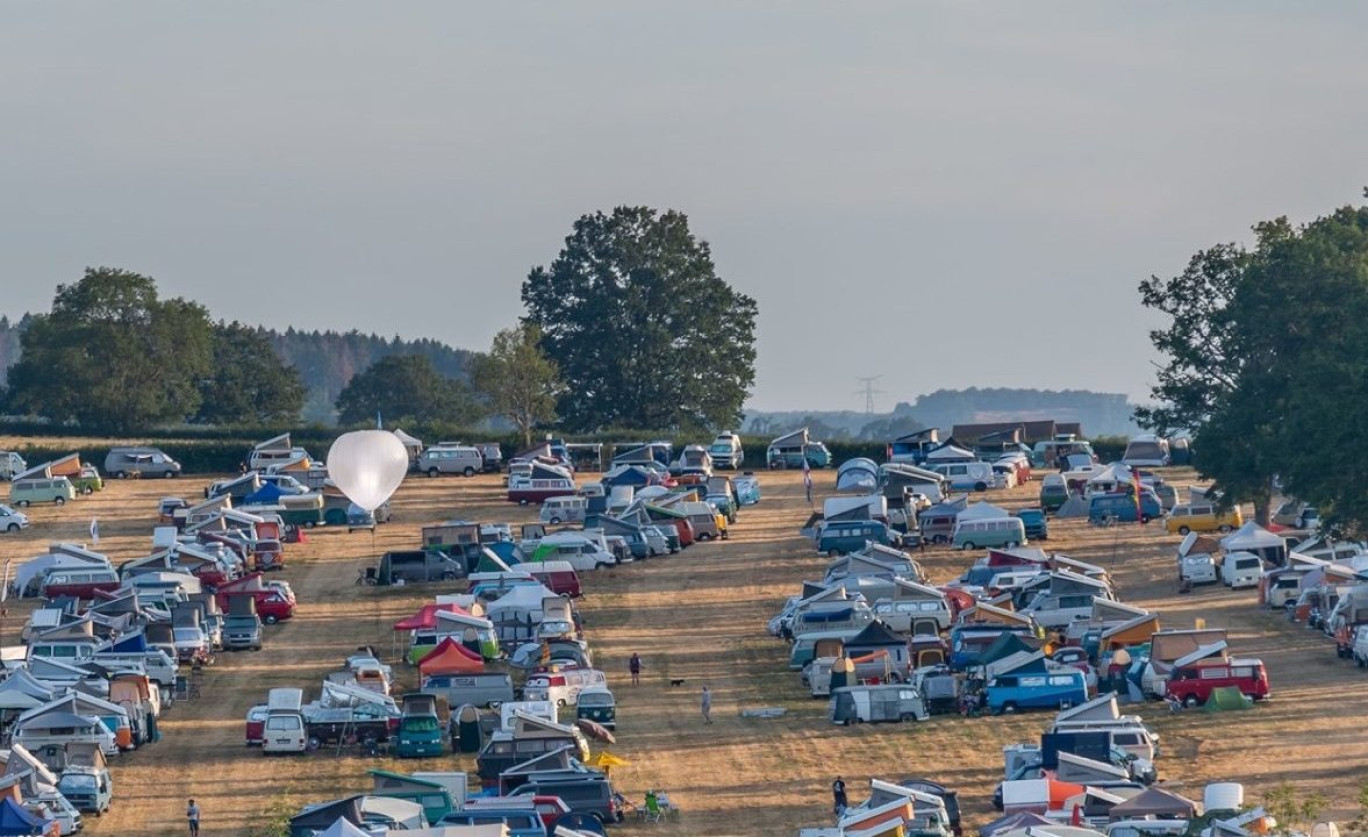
802,456,812,490
89,519,100,545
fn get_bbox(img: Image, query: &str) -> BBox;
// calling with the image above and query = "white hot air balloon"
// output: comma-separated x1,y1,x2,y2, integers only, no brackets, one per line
327,430,409,512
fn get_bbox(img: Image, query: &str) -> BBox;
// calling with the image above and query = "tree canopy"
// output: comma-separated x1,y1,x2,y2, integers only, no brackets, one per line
335,354,484,427
1141,196,1368,530
471,323,562,447
521,206,758,432
196,322,306,426
5,267,214,432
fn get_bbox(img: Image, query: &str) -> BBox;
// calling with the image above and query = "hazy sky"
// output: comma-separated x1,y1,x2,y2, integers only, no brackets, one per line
3,3,1366,412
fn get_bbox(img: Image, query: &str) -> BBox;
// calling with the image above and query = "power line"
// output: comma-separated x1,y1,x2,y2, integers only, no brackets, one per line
854,376,886,414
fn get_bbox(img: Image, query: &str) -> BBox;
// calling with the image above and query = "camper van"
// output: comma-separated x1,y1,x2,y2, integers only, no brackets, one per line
1121,436,1171,467
262,687,307,754
1164,502,1243,535
986,669,1088,714
422,672,515,708
818,520,899,555
708,432,744,469
1049,720,1161,764
521,666,607,707
952,517,1027,551
1221,552,1264,589
1089,492,1161,525
0,452,27,481
1165,658,1269,706
105,447,181,479
931,463,995,493
539,496,588,526
10,476,77,507
789,629,865,670
41,566,121,599
828,684,930,725
418,445,485,477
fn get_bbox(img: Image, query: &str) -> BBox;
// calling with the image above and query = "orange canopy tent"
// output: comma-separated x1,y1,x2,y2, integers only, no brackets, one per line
418,637,485,675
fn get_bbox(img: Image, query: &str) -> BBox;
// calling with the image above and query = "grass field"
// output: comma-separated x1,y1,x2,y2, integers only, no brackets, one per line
1,466,1364,837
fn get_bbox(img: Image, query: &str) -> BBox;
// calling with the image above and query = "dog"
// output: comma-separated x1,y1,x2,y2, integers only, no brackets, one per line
669,678,686,687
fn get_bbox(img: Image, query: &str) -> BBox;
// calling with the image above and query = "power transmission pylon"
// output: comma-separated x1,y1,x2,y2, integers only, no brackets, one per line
855,376,886,414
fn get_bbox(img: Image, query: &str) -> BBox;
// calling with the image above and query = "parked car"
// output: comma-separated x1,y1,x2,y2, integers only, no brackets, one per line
1014,508,1049,540
1088,491,1161,525
952,517,1028,551
418,445,485,477
9,476,77,507
1039,474,1070,513
818,520,900,555
0,503,29,533
442,808,547,837
986,669,1088,714
1165,657,1270,707
105,447,181,479
1164,502,1243,535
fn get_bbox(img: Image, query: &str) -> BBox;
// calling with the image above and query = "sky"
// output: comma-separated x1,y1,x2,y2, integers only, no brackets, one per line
3,2,1366,412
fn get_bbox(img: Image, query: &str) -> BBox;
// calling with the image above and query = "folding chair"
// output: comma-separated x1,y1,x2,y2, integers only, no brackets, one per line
643,792,663,824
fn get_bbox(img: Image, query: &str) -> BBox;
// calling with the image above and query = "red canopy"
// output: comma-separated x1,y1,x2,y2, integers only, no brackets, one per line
393,603,467,631
418,637,485,675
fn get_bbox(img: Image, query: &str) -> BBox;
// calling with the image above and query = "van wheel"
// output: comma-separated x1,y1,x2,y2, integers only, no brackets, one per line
304,521,316,529
557,698,566,707
1184,694,1199,708
5,524,16,532
16,501,27,508
463,467,476,477
53,497,65,506
962,542,975,551
1001,702,1018,714
164,470,175,478
82,486,93,495
116,471,128,480
699,533,713,541
550,517,561,525
427,468,440,478
1219,525,1233,533
1178,526,1191,536
1140,514,1152,524
263,615,278,625
974,482,987,492
519,499,529,506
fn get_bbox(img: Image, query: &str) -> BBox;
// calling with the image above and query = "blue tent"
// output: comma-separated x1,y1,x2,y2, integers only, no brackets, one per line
244,482,286,506
0,798,45,835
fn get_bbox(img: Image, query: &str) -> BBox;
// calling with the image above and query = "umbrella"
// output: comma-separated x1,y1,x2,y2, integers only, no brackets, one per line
589,750,629,778
576,718,616,744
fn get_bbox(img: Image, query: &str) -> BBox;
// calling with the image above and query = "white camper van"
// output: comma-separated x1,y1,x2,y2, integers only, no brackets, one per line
262,687,306,754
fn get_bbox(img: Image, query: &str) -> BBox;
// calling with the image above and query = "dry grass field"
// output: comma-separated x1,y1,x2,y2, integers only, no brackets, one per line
1,464,1364,837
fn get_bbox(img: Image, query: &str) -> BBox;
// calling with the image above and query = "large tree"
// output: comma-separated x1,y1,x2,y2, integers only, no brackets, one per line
335,354,483,427
196,322,306,425
5,267,213,432
521,206,758,432
471,323,562,447
1140,200,1368,529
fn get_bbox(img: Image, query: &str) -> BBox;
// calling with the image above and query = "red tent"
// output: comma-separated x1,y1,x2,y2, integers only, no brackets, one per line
418,637,485,675
393,603,467,631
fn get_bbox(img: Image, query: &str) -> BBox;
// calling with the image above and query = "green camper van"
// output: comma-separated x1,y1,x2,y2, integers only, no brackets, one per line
10,476,77,507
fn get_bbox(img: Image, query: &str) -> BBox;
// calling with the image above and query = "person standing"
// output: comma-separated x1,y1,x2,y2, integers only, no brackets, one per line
700,686,712,723
629,652,642,686
186,799,201,837
832,776,848,816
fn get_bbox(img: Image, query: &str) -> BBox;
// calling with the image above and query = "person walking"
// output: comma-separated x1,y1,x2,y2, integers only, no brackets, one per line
629,652,642,686
186,799,201,837
700,686,712,723
832,776,848,816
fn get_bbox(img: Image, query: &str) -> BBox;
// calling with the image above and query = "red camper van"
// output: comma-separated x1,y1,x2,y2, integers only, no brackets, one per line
1165,657,1270,707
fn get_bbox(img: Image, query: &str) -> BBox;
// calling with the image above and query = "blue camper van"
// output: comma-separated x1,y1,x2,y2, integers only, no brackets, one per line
817,520,899,556
986,669,1087,714
1088,491,1162,526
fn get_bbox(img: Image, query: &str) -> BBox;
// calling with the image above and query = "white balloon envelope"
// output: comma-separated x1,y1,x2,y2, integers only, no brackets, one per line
327,430,409,512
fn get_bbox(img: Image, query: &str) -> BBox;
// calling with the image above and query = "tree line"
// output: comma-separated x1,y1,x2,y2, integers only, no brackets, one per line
1140,189,1368,531
0,206,759,443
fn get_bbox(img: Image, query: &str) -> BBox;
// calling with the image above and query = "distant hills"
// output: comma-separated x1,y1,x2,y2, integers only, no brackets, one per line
0,316,475,425
744,388,1140,440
